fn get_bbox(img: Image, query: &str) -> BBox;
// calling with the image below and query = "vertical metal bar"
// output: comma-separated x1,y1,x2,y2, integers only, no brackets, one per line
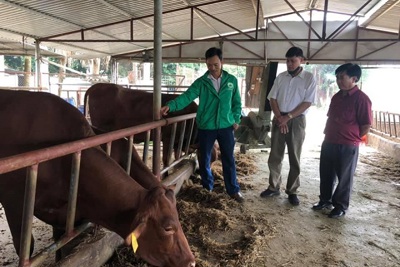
388,113,392,136
322,0,328,40
19,164,38,267
66,152,81,234
106,141,112,156
34,40,41,88
153,0,163,178
379,112,382,132
126,136,133,174
395,114,399,138
166,123,177,167
143,130,151,165
177,121,186,159
383,112,387,134
190,7,194,41
130,19,134,41
184,118,195,155
255,0,260,40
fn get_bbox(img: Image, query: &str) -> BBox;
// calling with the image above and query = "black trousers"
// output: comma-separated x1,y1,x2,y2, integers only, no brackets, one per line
319,141,359,210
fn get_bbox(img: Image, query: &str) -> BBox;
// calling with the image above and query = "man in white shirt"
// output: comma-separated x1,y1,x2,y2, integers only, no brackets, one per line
260,47,317,205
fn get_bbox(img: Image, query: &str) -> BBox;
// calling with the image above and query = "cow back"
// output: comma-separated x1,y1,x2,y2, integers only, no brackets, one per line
0,90,94,153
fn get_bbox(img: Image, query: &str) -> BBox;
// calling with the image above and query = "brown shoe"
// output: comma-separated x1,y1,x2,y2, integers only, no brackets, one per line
230,192,245,203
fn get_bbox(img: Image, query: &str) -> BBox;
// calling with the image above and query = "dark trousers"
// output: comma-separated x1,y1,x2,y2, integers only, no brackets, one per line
198,127,240,195
319,141,359,210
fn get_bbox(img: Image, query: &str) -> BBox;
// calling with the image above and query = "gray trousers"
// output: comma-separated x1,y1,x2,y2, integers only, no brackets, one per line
267,115,306,194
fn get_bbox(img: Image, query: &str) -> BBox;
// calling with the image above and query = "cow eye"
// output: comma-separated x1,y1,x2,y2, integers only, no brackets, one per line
164,225,175,235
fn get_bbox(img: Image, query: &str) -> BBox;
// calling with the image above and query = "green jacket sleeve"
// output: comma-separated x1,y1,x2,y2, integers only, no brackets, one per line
167,80,200,112
231,78,242,124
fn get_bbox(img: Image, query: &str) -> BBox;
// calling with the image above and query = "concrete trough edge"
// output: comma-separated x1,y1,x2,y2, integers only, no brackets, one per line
367,133,400,161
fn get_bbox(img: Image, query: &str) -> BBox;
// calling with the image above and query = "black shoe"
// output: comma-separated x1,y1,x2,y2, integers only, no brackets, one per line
260,189,280,198
288,194,300,206
312,201,333,210
328,208,345,218
230,192,245,203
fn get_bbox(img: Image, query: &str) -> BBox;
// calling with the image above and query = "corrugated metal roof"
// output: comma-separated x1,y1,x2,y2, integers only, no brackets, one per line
0,0,398,63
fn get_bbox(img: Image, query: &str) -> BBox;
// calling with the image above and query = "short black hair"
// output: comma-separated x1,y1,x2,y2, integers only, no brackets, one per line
285,47,304,58
335,63,362,82
205,47,223,60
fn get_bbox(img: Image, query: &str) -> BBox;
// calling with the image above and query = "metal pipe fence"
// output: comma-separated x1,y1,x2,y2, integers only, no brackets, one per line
371,111,400,139
0,113,196,267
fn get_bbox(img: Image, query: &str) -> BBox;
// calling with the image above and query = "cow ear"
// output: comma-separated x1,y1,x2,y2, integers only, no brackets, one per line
125,222,146,246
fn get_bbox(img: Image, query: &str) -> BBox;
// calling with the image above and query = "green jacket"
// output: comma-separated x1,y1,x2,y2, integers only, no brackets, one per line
167,70,242,130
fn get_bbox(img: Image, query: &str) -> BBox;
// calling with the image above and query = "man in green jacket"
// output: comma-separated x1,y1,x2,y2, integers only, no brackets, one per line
160,47,244,203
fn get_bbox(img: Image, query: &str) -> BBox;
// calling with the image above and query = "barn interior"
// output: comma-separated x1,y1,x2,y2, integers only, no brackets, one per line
0,1,400,266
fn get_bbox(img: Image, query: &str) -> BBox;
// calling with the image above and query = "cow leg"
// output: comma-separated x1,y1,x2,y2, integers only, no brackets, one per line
162,141,172,177
53,228,65,261
2,201,35,256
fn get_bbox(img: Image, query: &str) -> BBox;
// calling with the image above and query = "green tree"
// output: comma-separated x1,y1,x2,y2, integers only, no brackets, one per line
69,59,87,73
4,56,26,71
48,57,60,73
304,64,338,108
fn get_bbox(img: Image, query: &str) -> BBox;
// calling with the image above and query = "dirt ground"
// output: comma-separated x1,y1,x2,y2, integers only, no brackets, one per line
1,108,400,267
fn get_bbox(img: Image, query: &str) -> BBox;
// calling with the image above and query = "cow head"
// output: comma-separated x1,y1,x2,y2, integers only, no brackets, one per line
125,186,195,267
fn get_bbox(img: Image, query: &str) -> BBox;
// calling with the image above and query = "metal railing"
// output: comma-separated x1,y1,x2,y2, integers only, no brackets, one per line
371,111,400,139
0,113,196,267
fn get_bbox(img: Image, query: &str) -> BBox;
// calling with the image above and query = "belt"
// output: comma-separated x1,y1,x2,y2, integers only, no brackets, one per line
280,112,305,118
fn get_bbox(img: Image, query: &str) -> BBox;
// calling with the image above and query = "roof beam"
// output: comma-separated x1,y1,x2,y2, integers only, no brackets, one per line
42,37,400,43
95,0,177,40
359,0,392,27
326,0,374,40
0,0,141,48
310,17,357,59
0,0,81,28
180,0,222,37
269,19,297,47
41,0,228,41
322,0,328,40
0,27,37,39
308,0,319,9
284,0,322,40
195,7,255,40
251,0,265,27
357,42,397,60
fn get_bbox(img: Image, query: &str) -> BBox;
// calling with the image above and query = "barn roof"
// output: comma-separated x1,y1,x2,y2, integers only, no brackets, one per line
0,0,399,64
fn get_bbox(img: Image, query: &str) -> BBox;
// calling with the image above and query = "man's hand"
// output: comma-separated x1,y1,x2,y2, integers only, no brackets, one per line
279,124,289,134
233,123,239,130
273,115,290,134
160,106,170,117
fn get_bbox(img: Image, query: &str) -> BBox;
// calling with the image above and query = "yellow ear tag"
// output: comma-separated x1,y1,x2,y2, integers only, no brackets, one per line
131,234,139,253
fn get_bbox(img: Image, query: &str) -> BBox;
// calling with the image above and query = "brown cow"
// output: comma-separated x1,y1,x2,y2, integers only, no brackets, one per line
84,83,199,167
84,83,218,174
0,90,195,267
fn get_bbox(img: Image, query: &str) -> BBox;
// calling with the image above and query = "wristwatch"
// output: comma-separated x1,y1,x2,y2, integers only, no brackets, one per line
287,113,293,119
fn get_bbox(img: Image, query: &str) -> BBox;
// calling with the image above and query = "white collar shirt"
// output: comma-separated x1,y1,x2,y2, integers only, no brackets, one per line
208,73,222,93
267,69,317,114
